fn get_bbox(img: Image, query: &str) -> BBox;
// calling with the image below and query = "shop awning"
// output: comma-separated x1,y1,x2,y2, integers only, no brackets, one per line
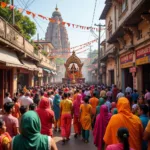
43,68,51,73
0,48,25,68
21,60,38,71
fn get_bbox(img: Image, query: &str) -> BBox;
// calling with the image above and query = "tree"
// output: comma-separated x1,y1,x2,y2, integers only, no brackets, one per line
0,0,36,40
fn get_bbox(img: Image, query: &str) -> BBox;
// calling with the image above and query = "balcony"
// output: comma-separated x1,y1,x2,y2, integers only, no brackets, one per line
108,0,150,43
38,53,56,71
0,17,38,60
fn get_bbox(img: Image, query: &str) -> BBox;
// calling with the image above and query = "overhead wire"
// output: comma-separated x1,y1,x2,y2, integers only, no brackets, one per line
19,0,46,35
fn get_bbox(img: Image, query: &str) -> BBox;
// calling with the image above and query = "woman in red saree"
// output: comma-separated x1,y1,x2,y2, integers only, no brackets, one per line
36,97,54,136
73,94,82,138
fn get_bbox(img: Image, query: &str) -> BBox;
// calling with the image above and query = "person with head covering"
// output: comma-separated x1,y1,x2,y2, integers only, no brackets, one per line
12,111,58,150
112,108,118,115
106,127,134,150
36,98,54,136
110,102,116,114
53,94,61,132
96,97,105,115
73,94,82,138
104,97,143,150
93,105,111,150
60,93,73,144
79,96,92,143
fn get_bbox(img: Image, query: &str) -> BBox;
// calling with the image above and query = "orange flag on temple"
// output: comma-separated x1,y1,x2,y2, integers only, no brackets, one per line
1,2,7,8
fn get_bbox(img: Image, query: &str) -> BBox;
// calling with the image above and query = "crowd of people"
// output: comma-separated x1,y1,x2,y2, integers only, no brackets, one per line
0,84,150,150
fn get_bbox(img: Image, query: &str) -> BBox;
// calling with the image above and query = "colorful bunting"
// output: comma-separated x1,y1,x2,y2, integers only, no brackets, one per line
0,2,105,32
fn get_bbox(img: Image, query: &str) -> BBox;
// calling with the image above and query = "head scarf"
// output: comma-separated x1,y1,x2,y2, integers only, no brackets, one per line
111,102,116,109
117,97,132,118
98,98,105,106
73,94,82,116
112,108,118,115
13,111,48,150
96,98,105,115
38,97,50,109
53,94,61,120
93,105,111,149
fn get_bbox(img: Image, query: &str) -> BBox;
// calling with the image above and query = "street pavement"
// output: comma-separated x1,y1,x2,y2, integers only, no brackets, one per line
53,127,97,150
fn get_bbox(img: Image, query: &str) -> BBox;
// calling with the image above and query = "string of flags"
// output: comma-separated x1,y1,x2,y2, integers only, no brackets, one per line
0,2,105,32
51,38,98,53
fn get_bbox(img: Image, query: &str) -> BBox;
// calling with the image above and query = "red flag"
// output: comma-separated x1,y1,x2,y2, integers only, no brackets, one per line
67,23,70,27
26,10,31,15
1,2,7,8
32,13,36,18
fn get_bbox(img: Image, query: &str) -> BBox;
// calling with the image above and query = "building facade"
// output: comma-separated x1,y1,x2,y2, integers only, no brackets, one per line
0,17,56,106
100,0,150,92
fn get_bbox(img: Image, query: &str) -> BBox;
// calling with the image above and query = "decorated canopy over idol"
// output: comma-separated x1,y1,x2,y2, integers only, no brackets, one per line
62,51,85,84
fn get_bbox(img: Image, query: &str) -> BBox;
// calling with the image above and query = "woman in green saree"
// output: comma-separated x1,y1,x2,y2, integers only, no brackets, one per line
12,111,58,150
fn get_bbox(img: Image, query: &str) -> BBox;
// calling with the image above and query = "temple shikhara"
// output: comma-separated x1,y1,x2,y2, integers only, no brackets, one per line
63,51,85,84
45,6,70,57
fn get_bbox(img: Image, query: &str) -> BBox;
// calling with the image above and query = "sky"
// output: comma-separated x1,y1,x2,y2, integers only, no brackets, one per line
14,0,106,58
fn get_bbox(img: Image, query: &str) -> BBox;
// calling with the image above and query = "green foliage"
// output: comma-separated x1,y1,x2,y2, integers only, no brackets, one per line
0,0,36,40
41,50,48,56
55,58,65,65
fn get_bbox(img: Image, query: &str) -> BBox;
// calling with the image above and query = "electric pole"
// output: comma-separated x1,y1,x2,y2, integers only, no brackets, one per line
95,23,105,85
11,0,15,25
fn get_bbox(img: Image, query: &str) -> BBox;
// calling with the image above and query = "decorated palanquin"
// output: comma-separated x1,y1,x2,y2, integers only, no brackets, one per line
62,51,85,84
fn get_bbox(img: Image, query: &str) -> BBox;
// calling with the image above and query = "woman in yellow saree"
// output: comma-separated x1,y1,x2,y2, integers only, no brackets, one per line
80,96,92,143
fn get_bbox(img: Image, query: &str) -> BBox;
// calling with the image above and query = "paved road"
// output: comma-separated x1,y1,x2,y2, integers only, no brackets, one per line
53,127,97,150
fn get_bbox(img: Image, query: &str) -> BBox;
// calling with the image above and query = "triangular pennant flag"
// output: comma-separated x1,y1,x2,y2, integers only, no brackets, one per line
72,24,75,28
18,8,23,13
32,13,36,18
62,22,66,25
9,5,14,10
49,18,55,23
1,2,7,8
67,23,70,27
26,10,32,15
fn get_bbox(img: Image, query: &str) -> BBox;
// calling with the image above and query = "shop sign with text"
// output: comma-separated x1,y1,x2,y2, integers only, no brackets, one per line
136,45,150,65
120,53,133,68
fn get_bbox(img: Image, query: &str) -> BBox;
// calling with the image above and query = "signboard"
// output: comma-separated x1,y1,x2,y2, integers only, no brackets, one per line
136,55,150,65
130,67,136,73
136,44,150,65
120,53,133,68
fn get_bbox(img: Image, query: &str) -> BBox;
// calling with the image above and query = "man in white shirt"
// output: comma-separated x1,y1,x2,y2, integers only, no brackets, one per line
125,85,132,94
117,89,125,99
18,91,25,104
3,92,12,104
20,92,33,107
84,88,91,97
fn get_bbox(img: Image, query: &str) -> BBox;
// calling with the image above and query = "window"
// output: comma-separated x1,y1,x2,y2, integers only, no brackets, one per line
119,0,128,15
107,17,112,38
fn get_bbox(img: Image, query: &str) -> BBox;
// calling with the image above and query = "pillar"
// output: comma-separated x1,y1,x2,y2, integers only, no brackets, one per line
12,68,17,94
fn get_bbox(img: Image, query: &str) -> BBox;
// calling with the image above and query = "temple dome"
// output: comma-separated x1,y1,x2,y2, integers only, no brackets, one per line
52,6,61,17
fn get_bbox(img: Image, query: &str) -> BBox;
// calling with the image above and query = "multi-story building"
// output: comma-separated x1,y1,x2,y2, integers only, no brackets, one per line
100,0,150,92
0,16,56,106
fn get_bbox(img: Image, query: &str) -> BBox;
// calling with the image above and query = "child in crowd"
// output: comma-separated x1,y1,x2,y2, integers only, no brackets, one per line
106,127,134,150
0,119,11,150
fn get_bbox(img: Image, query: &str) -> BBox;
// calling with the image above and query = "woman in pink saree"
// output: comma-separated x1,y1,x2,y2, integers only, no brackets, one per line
93,105,111,150
73,94,82,138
